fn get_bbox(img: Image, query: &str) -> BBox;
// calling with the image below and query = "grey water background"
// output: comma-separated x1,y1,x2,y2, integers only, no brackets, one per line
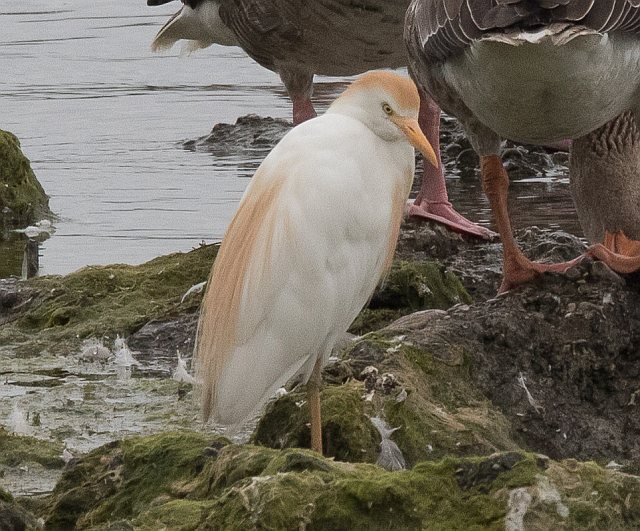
1,0,580,278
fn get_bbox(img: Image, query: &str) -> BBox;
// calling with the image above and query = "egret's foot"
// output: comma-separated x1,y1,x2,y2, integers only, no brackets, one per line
588,231,640,274
500,252,586,293
408,199,497,240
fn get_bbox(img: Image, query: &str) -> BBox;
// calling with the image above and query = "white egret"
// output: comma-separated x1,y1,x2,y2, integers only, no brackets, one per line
194,71,437,453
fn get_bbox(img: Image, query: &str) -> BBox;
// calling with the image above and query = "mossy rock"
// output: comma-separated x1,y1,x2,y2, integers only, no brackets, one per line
253,381,380,463
350,260,471,334
0,488,38,531
0,428,64,469
0,244,218,356
40,432,640,530
0,130,50,234
43,431,221,529
254,332,519,468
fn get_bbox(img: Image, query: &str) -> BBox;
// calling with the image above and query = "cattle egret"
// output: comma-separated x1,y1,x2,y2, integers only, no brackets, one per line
194,71,437,453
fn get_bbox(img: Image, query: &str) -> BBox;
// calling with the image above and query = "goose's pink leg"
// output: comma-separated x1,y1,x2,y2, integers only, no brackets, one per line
409,97,496,240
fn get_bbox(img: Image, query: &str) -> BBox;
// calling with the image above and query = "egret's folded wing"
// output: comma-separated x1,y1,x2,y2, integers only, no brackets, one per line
194,163,292,423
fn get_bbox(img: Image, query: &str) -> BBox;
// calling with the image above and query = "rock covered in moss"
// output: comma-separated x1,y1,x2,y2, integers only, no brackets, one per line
349,260,471,334
255,330,519,467
40,431,640,530
253,381,380,462
0,244,218,356
0,130,50,235
0,487,38,531
0,428,64,469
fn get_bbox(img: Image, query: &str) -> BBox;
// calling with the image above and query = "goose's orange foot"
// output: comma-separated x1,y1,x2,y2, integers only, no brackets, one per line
588,231,640,274
500,251,585,293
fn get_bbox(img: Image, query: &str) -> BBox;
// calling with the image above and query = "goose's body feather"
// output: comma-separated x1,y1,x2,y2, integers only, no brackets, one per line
196,109,414,426
406,1,640,151
152,0,409,74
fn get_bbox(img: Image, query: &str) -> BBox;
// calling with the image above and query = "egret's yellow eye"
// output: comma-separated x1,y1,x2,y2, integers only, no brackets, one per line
382,103,393,115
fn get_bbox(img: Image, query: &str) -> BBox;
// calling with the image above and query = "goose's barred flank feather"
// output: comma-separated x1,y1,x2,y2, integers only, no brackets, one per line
409,0,640,63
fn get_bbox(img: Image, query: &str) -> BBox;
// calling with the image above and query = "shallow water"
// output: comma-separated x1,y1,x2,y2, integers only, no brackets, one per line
0,0,580,278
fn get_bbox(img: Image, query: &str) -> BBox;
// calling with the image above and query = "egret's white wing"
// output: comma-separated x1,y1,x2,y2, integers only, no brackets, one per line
195,114,413,425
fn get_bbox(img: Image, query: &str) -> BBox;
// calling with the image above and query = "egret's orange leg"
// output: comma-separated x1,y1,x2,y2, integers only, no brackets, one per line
481,155,584,293
308,357,323,454
588,231,640,274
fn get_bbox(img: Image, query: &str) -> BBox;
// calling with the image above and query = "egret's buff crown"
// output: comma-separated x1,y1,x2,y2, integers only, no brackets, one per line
341,71,420,112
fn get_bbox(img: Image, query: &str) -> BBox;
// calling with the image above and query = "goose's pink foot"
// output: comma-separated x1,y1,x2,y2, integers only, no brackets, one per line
588,231,640,274
292,95,316,125
412,96,496,240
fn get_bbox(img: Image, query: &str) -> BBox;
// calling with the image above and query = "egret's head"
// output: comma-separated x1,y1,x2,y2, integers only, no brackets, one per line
330,71,438,168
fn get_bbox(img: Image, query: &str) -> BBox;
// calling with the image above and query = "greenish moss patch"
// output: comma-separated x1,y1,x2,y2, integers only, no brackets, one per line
0,428,64,469
0,130,50,234
350,260,471,334
0,244,218,355
253,381,380,463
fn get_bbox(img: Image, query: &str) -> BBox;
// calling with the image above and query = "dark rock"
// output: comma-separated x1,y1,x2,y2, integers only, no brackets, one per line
182,114,292,156
128,313,198,361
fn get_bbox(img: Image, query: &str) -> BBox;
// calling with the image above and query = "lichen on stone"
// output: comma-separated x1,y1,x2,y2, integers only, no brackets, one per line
0,130,50,235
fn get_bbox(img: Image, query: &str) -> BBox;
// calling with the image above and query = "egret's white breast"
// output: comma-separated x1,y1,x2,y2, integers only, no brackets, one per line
444,32,640,144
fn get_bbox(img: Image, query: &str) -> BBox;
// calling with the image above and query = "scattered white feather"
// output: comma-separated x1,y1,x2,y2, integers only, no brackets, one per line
517,372,544,414
62,447,74,464
395,388,408,403
173,350,196,384
14,219,55,239
369,416,406,471
113,335,140,367
274,387,288,399
180,281,206,304
7,404,32,436
78,339,111,362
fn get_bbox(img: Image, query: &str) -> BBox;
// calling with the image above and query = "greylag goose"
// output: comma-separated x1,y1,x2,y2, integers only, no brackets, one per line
194,72,436,452
147,0,495,239
405,0,640,291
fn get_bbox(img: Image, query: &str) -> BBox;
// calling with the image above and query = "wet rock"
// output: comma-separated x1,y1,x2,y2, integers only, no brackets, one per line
0,488,38,531
128,314,198,361
182,114,291,156
0,130,51,236
39,432,640,530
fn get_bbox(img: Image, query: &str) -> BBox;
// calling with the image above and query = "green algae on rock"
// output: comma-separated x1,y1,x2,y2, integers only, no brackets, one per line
0,486,39,531
255,330,519,468
253,381,381,463
0,244,218,356
349,260,471,334
0,130,50,235
40,431,640,530
0,428,64,469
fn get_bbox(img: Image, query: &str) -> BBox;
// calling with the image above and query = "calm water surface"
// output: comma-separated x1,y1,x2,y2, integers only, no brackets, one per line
1,0,579,277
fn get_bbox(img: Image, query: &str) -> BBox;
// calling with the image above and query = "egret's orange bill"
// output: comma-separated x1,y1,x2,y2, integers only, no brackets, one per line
391,116,438,169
